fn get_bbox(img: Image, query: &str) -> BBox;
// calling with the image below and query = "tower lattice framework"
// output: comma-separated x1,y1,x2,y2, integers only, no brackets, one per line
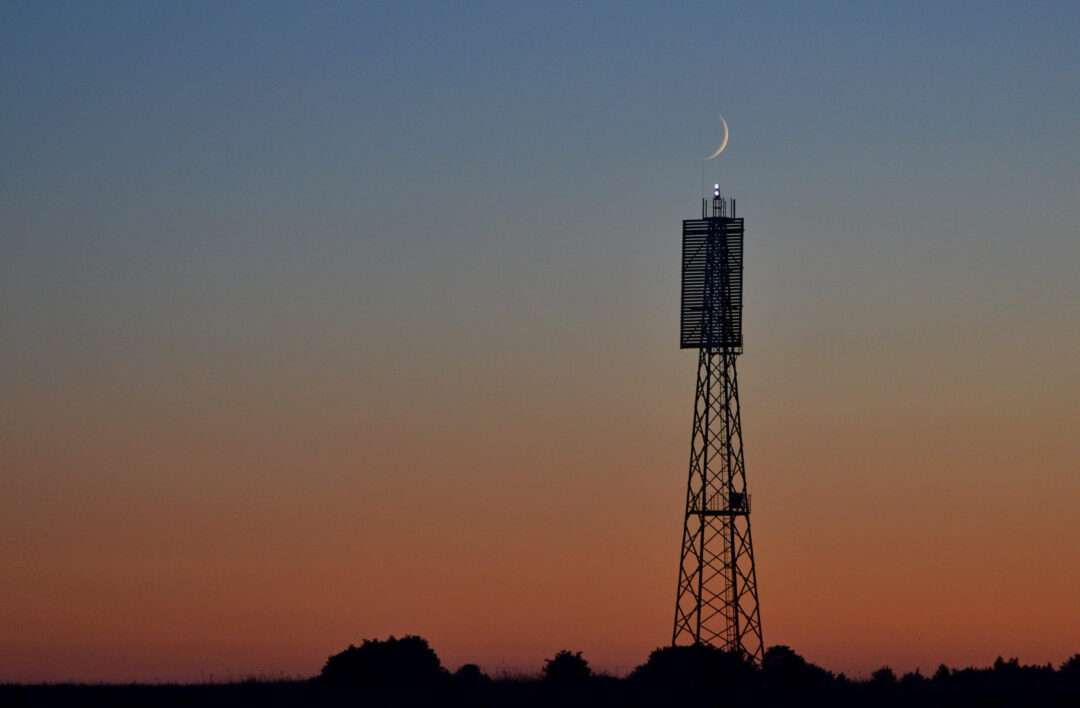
672,193,763,661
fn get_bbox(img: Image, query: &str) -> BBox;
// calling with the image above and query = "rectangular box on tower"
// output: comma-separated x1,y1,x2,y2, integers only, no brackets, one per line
680,215,744,349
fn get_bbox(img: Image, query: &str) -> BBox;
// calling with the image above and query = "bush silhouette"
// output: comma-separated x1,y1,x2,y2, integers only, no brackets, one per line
900,668,927,687
319,635,445,692
452,663,493,702
542,650,592,687
870,666,898,689
762,644,833,693
1061,653,1080,676
631,644,758,699
454,662,490,684
992,655,1020,674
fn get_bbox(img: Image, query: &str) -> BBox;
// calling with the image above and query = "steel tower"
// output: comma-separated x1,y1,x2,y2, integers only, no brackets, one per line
672,187,763,661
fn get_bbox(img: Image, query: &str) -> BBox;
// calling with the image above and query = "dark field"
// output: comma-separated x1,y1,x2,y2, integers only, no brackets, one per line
5,639,1080,707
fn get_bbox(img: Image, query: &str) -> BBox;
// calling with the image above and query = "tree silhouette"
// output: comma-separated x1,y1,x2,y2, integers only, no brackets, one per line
992,655,1020,674
319,635,445,692
1061,653,1080,676
630,644,758,701
870,666,898,688
452,663,493,703
542,650,592,687
762,644,834,694
454,663,490,684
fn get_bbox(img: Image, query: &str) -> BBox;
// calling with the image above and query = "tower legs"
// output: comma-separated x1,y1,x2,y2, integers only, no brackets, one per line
672,348,763,661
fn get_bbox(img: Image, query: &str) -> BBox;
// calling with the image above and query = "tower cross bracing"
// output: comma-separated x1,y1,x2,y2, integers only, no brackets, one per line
672,193,763,661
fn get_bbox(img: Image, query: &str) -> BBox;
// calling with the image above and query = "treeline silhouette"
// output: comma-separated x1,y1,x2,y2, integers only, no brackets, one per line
5,636,1080,707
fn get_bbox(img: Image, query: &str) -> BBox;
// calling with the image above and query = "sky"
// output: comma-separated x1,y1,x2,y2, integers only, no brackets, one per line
2,0,1079,682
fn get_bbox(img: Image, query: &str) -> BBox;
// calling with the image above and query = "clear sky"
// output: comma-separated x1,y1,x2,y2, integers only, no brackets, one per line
2,0,1079,682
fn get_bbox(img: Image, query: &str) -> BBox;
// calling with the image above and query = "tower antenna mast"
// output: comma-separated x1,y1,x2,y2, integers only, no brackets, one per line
672,180,763,661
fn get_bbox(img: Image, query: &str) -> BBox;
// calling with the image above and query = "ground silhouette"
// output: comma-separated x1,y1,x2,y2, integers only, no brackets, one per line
5,638,1080,707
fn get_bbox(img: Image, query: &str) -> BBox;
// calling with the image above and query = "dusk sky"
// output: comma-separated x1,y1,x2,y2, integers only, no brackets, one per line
3,1,1079,682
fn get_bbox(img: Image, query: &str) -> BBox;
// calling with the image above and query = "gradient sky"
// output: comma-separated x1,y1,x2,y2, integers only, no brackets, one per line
2,1,1079,682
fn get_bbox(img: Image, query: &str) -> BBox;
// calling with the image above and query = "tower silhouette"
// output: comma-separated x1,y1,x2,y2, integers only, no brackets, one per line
672,187,763,661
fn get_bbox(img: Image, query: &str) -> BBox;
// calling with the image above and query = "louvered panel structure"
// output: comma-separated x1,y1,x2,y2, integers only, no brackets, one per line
680,216,743,349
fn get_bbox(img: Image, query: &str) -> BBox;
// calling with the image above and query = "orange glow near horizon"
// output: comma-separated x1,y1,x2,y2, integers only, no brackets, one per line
4,328,1080,681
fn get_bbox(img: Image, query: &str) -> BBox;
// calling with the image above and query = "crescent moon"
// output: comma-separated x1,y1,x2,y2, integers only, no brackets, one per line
704,115,729,161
